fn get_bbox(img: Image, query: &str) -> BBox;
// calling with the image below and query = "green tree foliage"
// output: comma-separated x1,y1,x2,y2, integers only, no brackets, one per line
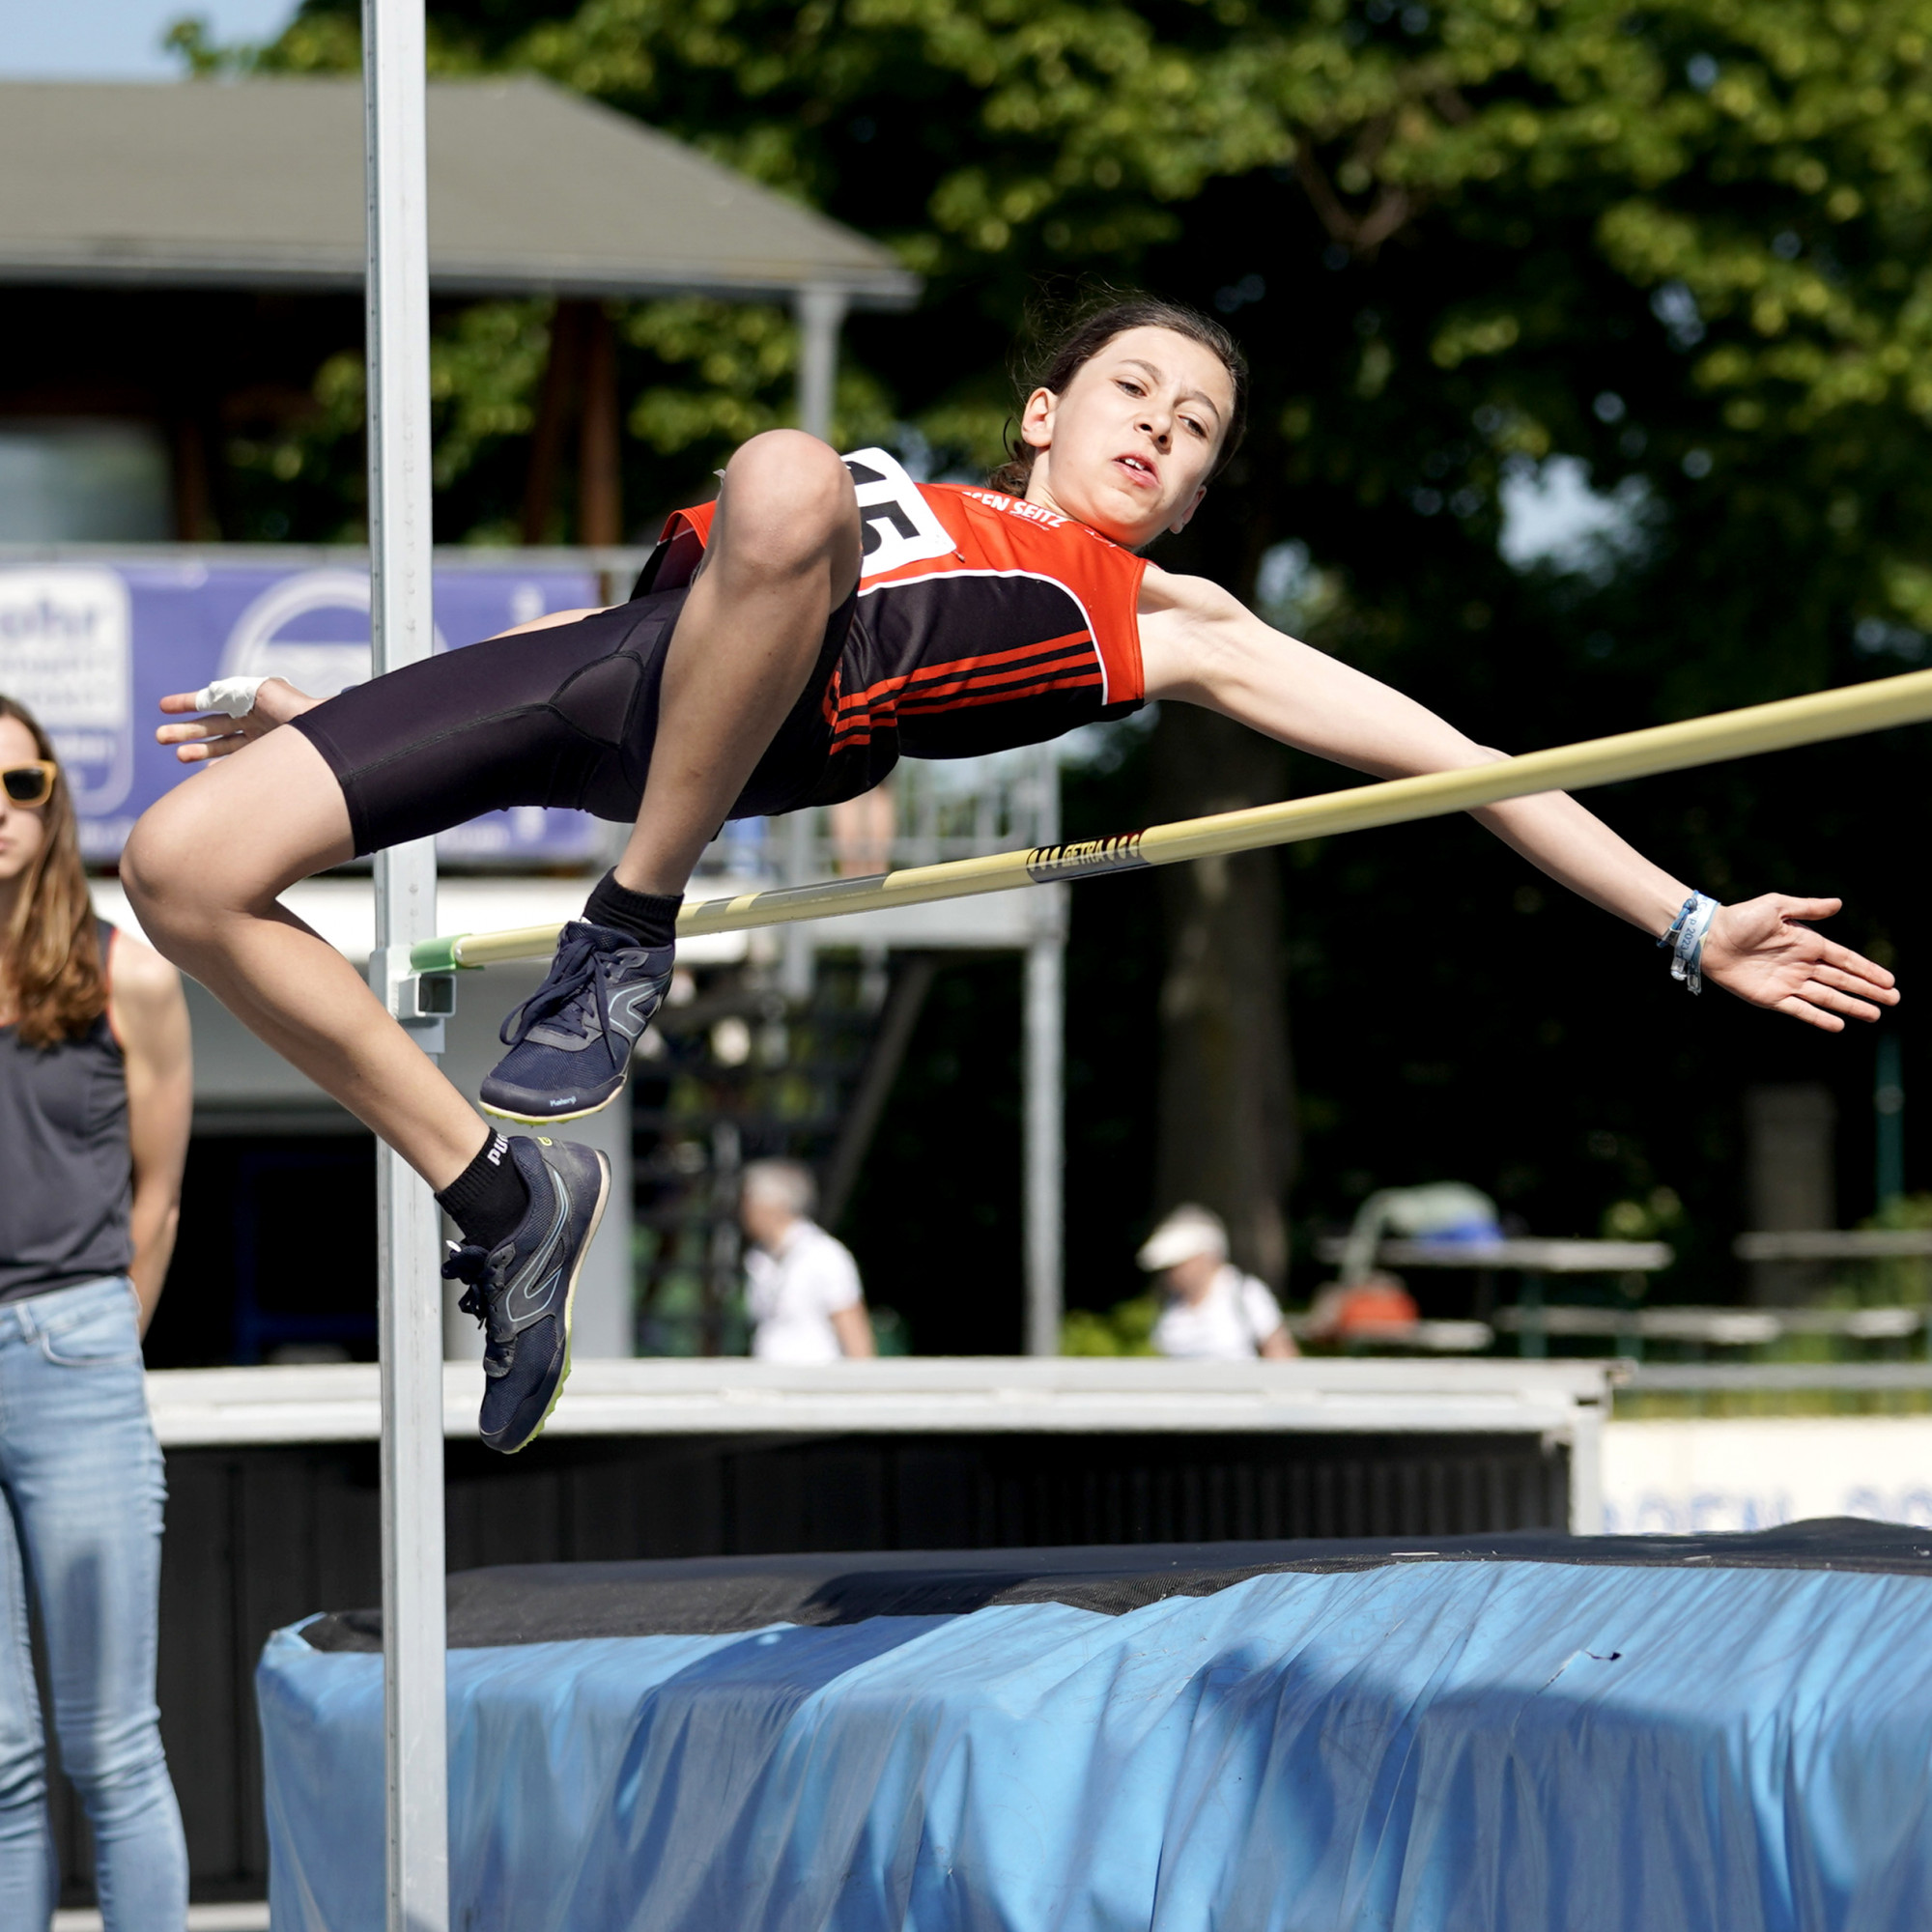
185,0,1932,1315
1061,1293,1162,1353
216,0,1932,607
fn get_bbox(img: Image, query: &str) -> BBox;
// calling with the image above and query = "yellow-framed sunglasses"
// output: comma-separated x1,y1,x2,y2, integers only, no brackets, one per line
1,761,57,808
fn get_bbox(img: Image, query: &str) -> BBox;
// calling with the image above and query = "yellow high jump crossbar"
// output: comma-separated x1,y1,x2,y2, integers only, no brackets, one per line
412,662,1932,975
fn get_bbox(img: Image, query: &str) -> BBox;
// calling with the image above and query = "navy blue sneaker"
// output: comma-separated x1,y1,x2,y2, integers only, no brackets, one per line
441,1135,610,1454
479,921,674,1124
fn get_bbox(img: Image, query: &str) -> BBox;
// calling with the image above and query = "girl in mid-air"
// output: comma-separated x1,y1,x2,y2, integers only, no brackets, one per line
124,296,1897,1454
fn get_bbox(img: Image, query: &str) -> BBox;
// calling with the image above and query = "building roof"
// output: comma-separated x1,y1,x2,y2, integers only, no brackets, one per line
0,78,917,306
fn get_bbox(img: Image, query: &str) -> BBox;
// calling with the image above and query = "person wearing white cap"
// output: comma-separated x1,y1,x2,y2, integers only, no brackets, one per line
739,1159,875,1364
1137,1206,1295,1361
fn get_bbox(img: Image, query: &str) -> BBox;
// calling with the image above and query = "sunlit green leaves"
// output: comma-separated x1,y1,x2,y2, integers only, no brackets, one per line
431,299,552,488
620,297,895,455
218,0,1932,615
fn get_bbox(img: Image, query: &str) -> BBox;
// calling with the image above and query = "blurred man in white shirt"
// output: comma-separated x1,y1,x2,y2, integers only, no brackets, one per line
739,1159,876,1362
1137,1205,1295,1361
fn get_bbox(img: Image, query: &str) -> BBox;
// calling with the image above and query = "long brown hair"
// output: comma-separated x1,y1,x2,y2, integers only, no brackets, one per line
0,696,105,1046
989,292,1250,498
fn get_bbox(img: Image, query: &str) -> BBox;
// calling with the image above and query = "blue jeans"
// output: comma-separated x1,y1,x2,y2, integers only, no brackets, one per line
0,1276,186,1930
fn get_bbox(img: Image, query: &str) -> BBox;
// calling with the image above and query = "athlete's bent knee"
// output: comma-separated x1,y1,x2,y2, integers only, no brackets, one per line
717,430,857,572
121,791,228,954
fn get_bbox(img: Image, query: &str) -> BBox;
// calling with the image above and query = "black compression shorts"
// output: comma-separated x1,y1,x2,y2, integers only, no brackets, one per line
290,585,856,857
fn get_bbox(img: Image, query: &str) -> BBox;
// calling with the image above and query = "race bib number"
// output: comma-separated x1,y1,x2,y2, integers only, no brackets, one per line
842,447,957,581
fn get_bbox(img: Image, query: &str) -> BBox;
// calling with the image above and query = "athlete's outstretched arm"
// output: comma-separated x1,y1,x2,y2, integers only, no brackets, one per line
1137,566,1897,1033
154,607,611,763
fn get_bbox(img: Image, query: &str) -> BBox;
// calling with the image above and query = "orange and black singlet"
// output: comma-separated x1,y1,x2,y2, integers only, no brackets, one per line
645,447,1151,797
289,447,1149,856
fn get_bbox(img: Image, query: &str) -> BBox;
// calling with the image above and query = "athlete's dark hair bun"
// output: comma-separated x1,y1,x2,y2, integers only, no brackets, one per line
988,292,1249,497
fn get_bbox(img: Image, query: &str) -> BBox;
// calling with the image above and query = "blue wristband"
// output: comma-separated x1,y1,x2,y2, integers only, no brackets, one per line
1658,892,1720,995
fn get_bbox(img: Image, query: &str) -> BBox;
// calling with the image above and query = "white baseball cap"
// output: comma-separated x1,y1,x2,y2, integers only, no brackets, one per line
1136,1205,1229,1272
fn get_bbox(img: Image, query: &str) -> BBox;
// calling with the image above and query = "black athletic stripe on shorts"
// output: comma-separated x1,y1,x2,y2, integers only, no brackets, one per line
290,585,856,858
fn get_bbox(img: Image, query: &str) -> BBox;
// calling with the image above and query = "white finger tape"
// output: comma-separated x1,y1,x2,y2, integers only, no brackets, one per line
193,676,269,718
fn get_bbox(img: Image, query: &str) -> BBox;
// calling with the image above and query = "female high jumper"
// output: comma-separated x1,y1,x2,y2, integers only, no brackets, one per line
123,296,1899,1454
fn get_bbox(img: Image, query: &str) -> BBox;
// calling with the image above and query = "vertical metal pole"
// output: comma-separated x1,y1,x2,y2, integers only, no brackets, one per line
1519,1272,1548,1359
1567,1405,1605,1535
706,1120,744,1357
1877,1033,1905,1210
795,284,847,444
363,5,449,1929
779,285,844,1000
1024,933,1065,1356
1023,747,1065,1358
1618,1271,1645,1366
780,809,814,1003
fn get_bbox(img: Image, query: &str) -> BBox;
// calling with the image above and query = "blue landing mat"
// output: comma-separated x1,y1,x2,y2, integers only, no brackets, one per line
259,1541,1932,1931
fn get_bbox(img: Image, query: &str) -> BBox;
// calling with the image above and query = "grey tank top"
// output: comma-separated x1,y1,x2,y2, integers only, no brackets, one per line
0,920,133,1301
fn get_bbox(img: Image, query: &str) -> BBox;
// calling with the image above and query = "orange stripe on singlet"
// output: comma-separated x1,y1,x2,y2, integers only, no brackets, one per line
897,669,1102,713
835,645,1105,726
829,668,1103,747
833,629,1096,714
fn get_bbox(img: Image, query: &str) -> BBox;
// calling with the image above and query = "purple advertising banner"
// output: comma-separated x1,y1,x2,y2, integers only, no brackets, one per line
0,558,608,864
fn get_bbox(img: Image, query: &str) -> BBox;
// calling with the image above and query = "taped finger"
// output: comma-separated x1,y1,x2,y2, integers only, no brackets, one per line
193,675,269,719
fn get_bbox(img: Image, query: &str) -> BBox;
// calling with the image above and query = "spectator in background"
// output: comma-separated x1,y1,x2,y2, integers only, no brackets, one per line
740,1159,875,1362
1137,1205,1295,1361
1302,1274,1422,1346
0,697,192,1929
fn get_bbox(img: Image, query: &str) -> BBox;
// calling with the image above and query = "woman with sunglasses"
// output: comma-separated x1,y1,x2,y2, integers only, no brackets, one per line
0,698,192,1929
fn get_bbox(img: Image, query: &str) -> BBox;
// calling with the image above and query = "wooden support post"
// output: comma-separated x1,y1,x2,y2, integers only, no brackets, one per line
578,301,622,546
520,298,582,545
169,412,216,541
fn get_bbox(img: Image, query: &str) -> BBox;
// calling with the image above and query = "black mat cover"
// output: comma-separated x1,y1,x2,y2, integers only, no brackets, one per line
301,1518,1932,1651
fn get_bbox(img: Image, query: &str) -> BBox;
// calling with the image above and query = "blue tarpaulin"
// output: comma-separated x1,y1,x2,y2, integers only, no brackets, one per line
258,1548,1932,1931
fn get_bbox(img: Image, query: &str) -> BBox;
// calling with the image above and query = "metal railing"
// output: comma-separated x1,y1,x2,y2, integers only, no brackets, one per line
1493,1305,1924,1345
1312,1236,1673,1274
1733,1230,1932,1261
1624,1363,1932,1392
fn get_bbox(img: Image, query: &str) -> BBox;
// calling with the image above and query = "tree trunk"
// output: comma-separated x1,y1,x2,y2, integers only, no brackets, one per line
1151,702,1297,1289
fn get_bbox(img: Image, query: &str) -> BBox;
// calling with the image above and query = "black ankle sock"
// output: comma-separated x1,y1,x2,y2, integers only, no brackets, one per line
583,870,681,949
436,1130,530,1251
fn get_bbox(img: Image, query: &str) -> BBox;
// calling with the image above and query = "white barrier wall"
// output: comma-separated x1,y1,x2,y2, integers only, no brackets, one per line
1604,1417,1932,1532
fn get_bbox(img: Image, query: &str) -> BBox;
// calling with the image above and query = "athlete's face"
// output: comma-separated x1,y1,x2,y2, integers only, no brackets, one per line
1019,326,1235,548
